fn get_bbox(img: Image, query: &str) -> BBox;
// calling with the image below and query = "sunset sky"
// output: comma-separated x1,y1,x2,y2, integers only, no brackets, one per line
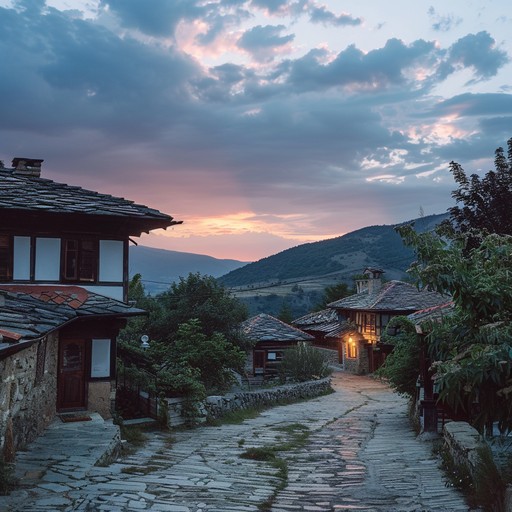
1,0,510,261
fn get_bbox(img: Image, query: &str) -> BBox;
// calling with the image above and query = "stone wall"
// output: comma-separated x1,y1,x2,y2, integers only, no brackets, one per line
443,421,512,511
443,421,489,480
314,347,340,366
0,333,58,458
165,377,332,428
88,381,115,420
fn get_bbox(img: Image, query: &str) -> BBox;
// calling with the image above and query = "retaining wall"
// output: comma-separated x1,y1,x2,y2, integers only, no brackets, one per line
443,421,512,511
165,377,332,428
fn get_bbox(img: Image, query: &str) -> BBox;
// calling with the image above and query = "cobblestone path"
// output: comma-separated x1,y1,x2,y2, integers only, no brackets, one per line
0,373,471,511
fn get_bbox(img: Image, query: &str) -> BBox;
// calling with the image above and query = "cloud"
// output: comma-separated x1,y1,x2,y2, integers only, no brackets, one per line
237,24,295,61
0,0,511,261
427,6,462,32
448,31,509,80
99,0,202,38
308,4,362,27
280,38,440,94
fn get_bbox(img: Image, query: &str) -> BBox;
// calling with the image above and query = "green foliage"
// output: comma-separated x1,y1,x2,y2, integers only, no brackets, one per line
277,300,293,323
376,316,420,400
117,273,250,417
280,343,332,382
446,137,512,249
154,272,249,348
219,215,446,287
315,281,352,310
170,319,246,392
397,224,512,434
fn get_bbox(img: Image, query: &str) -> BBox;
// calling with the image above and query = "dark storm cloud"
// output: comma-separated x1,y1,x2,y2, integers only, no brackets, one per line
308,5,362,27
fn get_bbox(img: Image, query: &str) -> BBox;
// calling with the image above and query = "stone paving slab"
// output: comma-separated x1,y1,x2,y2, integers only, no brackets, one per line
0,373,472,511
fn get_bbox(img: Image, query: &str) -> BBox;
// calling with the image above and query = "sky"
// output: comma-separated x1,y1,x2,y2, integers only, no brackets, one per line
0,0,511,261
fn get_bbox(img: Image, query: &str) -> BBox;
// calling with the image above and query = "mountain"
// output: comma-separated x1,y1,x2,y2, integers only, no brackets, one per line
218,213,448,318
128,246,248,295
219,213,447,287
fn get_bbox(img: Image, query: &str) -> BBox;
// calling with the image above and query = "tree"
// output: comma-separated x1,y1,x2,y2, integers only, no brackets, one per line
117,273,250,411
278,300,293,323
315,282,352,310
397,224,512,434
154,273,248,347
445,137,512,248
376,316,420,400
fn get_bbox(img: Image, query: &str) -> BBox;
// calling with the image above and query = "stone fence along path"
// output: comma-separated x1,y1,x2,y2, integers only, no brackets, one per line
1,372,470,511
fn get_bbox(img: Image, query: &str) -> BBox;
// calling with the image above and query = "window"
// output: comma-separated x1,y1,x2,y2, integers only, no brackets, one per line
347,341,357,359
63,239,97,282
91,339,111,378
363,313,376,334
0,235,12,281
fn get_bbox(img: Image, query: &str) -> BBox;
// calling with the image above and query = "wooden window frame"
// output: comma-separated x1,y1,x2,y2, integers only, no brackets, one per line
0,234,13,282
62,238,98,283
347,342,357,359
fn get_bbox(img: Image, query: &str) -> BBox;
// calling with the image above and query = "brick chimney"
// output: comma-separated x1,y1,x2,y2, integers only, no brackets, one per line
11,158,43,178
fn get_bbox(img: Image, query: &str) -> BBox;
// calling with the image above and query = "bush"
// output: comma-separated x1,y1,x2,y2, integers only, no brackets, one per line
280,343,332,382
376,316,419,400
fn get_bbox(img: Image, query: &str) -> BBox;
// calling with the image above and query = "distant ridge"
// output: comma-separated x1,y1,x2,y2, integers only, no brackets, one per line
218,213,448,288
129,245,248,294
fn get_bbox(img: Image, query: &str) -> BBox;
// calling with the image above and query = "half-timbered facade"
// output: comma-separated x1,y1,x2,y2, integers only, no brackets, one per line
328,268,447,373
0,157,180,457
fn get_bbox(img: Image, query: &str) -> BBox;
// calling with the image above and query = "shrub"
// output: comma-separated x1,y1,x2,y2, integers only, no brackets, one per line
280,343,332,382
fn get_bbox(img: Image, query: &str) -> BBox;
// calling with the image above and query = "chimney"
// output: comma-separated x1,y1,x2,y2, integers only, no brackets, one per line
11,158,43,178
356,267,384,294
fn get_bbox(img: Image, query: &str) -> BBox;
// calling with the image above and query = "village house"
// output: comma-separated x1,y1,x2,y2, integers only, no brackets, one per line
327,268,447,373
241,313,314,380
0,158,180,460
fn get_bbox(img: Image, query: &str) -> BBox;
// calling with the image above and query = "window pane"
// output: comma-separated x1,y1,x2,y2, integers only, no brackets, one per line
0,235,12,281
64,240,78,280
79,240,96,281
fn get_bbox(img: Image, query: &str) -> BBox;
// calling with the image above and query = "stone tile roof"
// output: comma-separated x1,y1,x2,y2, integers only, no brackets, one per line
328,280,447,312
292,309,342,338
408,301,455,333
0,168,179,230
0,285,144,345
241,313,314,343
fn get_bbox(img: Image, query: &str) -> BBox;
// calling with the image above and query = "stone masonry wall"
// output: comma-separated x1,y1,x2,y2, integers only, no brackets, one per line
165,377,332,428
0,333,58,457
443,421,489,480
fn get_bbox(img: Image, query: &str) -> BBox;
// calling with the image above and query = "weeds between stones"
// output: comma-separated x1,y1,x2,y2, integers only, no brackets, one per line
240,424,311,511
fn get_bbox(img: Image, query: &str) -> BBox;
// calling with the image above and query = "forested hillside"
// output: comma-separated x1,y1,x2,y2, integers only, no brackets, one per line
219,214,447,288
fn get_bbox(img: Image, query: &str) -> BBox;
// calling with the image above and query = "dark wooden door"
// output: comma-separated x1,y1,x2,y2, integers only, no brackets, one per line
57,339,87,410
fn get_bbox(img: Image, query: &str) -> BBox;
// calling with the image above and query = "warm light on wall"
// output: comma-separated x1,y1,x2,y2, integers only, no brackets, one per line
348,336,353,344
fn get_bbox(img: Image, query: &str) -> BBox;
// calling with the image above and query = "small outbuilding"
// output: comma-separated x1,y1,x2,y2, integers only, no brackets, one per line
240,313,314,378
